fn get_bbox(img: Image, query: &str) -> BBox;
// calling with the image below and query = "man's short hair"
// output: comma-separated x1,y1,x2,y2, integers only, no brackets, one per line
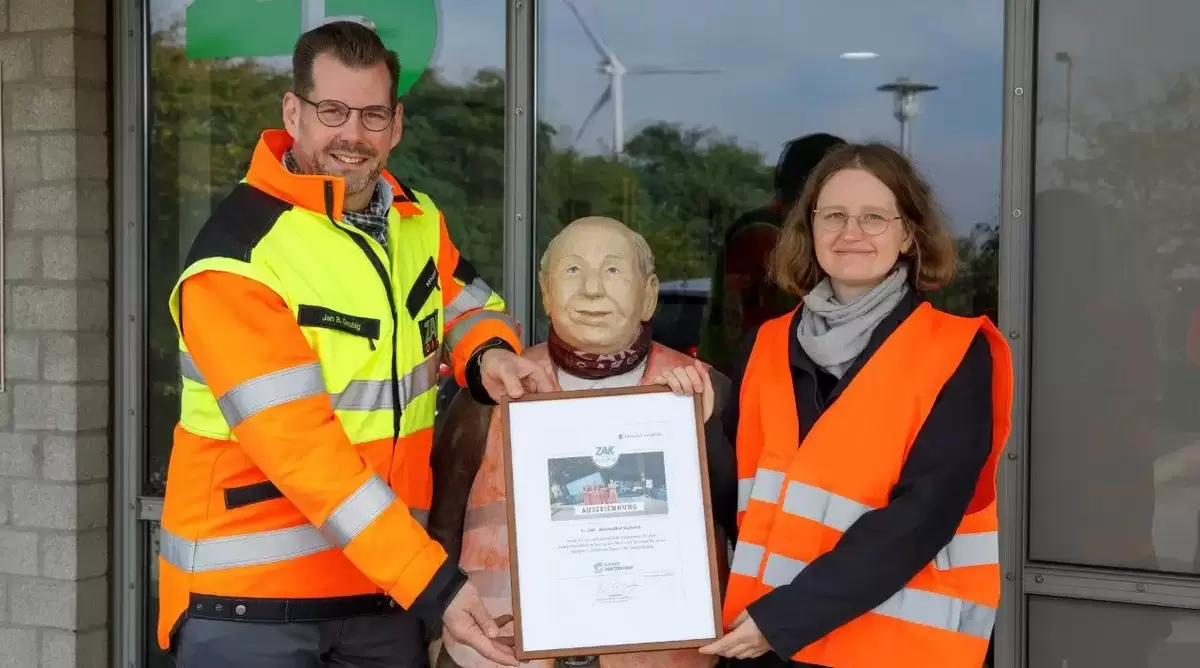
292,21,401,102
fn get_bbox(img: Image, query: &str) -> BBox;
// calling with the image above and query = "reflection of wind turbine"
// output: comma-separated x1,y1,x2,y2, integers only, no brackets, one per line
562,0,719,157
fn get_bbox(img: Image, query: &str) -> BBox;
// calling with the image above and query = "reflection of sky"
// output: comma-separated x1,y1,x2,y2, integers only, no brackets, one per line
536,0,1004,231
150,0,1004,231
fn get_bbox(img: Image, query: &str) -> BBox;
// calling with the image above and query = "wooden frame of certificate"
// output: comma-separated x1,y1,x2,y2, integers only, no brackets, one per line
499,384,724,660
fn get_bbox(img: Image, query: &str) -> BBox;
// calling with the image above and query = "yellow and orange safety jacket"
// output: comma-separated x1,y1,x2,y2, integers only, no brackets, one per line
155,129,521,650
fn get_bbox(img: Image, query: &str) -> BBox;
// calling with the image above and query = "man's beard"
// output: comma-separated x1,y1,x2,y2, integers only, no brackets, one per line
293,141,382,196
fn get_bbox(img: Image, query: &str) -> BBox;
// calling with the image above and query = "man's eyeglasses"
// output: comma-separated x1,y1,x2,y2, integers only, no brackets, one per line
812,208,902,236
295,94,396,132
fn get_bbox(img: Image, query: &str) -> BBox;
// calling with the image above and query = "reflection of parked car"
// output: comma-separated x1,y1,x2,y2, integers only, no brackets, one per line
651,278,711,358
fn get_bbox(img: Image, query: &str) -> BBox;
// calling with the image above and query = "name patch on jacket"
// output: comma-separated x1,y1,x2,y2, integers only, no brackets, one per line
418,312,440,357
297,305,381,340
406,258,439,318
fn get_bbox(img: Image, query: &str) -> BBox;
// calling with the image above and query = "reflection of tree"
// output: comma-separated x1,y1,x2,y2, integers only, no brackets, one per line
537,122,776,282
145,28,293,492
1042,70,1200,375
143,28,1000,488
928,221,1000,322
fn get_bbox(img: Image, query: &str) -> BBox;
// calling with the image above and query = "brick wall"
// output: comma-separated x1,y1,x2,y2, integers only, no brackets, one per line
0,0,112,667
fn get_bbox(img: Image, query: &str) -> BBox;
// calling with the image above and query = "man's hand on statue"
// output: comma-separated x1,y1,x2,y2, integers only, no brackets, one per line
441,580,520,666
480,347,554,401
650,360,714,421
698,610,771,660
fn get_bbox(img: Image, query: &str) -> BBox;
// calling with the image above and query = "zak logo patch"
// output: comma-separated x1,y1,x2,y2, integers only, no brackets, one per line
418,312,440,357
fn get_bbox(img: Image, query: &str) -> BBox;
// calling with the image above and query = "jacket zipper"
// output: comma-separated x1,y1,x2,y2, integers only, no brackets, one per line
325,183,403,467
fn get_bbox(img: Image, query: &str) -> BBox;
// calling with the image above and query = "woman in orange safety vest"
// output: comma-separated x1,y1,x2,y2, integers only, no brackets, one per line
695,142,1014,668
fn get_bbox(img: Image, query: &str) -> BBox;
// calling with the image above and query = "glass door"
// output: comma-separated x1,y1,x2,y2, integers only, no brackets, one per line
135,1,510,665
532,0,1005,364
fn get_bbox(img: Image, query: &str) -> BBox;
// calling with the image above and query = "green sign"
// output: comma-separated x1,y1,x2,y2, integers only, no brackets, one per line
185,0,439,96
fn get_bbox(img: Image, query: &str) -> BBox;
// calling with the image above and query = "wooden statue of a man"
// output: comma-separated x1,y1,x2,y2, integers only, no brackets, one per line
427,216,738,668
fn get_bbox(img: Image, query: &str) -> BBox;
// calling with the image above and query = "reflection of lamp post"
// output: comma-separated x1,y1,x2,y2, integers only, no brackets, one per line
876,77,938,155
301,0,376,31
1055,51,1073,161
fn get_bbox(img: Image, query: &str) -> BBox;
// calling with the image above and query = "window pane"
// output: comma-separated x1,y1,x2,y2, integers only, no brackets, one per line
1027,596,1200,668
533,0,1003,373
143,1,506,494
1028,0,1200,573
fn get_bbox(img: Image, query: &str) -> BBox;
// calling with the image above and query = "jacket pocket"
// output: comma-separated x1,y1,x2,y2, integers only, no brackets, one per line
223,480,285,510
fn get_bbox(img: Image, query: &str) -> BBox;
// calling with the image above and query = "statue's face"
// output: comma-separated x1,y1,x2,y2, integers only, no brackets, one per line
540,220,658,355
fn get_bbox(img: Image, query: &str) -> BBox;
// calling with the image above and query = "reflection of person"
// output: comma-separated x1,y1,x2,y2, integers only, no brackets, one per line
700,133,847,374
698,143,1013,667
1029,188,1169,668
429,216,738,668
156,21,551,668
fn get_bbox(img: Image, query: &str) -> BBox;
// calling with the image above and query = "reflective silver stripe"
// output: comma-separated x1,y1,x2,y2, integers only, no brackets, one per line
180,351,204,383
729,541,766,577
401,356,440,407
183,349,435,416
753,548,998,638
934,531,1000,570
445,278,494,322
331,356,439,412
332,380,392,411
749,468,786,504
768,480,999,573
737,477,754,512
874,586,997,639
320,474,396,547
216,362,326,428
159,498,429,573
761,552,807,587
159,525,333,573
781,481,874,532
444,311,519,353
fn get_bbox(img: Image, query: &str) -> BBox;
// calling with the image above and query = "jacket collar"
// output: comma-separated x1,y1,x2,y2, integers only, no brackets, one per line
245,129,424,220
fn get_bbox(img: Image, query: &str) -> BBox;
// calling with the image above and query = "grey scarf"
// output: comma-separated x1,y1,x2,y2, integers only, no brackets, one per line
796,265,910,378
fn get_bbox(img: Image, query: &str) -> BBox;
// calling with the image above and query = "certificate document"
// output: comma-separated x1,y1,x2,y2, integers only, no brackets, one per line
501,386,722,660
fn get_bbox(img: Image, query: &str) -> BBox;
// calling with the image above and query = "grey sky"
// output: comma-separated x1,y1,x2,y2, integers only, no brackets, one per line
152,0,1008,231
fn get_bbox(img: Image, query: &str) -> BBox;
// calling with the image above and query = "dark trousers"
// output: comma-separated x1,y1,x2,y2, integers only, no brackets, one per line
172,612,427,668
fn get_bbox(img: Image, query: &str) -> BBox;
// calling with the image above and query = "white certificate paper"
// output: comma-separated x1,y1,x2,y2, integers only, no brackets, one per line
503,387,720,658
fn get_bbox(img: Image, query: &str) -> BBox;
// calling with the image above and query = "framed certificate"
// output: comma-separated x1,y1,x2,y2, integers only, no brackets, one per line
499,385,723,660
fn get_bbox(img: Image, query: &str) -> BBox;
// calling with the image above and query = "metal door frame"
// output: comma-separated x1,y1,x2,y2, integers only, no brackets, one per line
997,1,1200,667
110,2,538,666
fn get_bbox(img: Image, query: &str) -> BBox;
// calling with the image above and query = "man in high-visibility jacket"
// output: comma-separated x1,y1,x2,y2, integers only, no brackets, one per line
157,21,550,667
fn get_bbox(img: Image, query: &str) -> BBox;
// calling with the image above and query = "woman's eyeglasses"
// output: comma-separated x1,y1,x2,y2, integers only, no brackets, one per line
812,208,901,236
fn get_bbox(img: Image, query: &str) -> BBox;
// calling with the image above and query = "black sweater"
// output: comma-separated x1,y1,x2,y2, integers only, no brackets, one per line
722,291,995,667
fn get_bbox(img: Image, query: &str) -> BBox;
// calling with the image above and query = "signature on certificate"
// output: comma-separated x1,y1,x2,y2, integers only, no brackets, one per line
596,577,642,602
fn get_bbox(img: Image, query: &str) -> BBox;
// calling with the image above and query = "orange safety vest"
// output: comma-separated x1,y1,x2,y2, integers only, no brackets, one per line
442,342,721,668
724,303,1012,668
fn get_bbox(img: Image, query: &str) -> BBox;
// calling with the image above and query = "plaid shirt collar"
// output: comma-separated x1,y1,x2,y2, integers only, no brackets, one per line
282,149,393,249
